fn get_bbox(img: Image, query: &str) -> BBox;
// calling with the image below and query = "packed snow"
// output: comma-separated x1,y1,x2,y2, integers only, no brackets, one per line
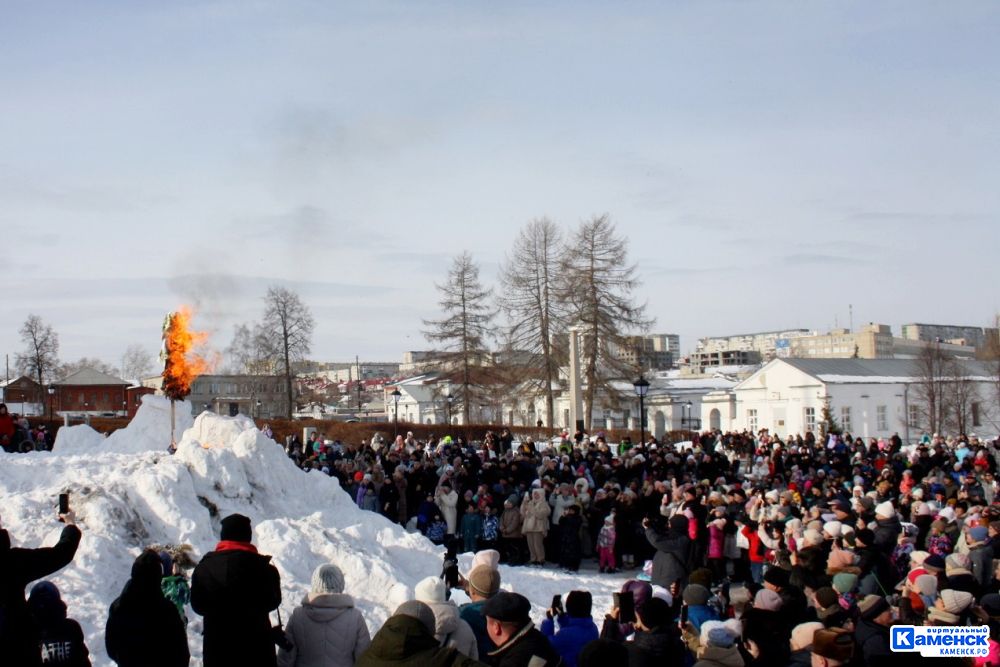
1,395,624,666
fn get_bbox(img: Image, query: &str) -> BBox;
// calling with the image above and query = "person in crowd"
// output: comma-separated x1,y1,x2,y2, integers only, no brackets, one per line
414,576,479,660
626,597,685,667
158,550,192,626
482,591,562,667
521,488,551,567
852,594,894,663
278,563,371,667
540,590,597,667
558,505,583,573
459,565,502,655
596,513,617,573
27,581,91,667
436,481,460,541
0,509,82,667
191,513,282,667
689,619,743,667
481,506,500,553
462,506,483,554
787,621,823,667
809,627,854,667
105,549,190,667
499,497,525,565
357,601,483,667
644,514,691,588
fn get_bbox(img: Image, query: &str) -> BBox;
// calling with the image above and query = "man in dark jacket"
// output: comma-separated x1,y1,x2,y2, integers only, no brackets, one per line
358,600,483,667
643,515,690,588
625,597,684,667
852,595,904,666
0,511,82,667
191,513,282,667
28,581,91,667
483,591,563,667
105,550,189,667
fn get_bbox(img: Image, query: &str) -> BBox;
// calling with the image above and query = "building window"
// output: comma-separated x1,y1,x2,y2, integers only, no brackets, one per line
804,407,816,432
78,392,85,404
877,405,888,431
908,404,920,428
972,402,982,428
748,409,758,433
840,406,851,433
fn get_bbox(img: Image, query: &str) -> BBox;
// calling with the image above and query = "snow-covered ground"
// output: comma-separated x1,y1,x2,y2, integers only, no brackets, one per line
1,395,624,666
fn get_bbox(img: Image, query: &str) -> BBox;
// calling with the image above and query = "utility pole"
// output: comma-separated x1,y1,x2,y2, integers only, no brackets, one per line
356,355,362,413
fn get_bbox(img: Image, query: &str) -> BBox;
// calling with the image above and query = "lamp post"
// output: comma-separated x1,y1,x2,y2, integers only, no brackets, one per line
47,386,54,421
683,400,693,430
122,400,128,419
256,399,262,420
391,388,402,438
446,393,453,427
633,375,649,446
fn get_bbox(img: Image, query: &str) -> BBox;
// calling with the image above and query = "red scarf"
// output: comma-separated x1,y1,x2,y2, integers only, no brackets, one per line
215,540,258,554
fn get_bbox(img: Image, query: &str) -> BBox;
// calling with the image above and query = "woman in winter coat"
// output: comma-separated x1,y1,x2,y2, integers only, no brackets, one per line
105,550,190,667
521,488,552,566
435,481,459,538
278,564,370,667
499,497,524,564
413,576,479,660
645,515,691,589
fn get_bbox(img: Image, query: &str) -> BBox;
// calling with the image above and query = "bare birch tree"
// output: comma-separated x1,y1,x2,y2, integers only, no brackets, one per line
560,214,652,430
15,315,60,388
423,252,494,426
259,287,315,419
498,218,567,428
912,342,952,435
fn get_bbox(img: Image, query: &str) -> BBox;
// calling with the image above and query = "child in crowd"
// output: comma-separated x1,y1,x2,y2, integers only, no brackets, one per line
461,506,483,553
480,506,500,552
426,511,448,545
597,514,617,573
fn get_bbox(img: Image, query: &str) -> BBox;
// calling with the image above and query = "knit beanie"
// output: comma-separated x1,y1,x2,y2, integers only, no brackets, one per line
394,600,436,634
914,574,938,597
875,501,895,519
939,589,974,615
803,529,824,547
791,621,824,652
220,513,252,542
311,564,345,595
823,521,843,538
754,589,783,611
414,575,447,604
827,548,854,570
763,567,790,588
926,607,960,625
683,584,711,606
832,572,858,594
565,590,593,618
814,587,839,610
945,553,972,575
700,619,742,648
969,526,989,544
467,565,501,598
908,551,929,568
470,549,501,573
857,595,890,620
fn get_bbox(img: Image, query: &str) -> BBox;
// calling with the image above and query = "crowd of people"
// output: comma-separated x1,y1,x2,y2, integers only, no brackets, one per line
0,403,54,453
4,420,1000,666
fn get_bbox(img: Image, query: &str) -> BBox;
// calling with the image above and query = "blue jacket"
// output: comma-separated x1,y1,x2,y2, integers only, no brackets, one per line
685,604,718,633
540,614,599,667
459,599,495,654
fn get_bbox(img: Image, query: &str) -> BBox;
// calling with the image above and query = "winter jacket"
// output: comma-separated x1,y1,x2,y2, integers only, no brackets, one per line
854,618,892,664
481,516,499,542
459,600,494,655
540,614,597,667
970,543,994,589
521,496,552,535
558,515,583,562
742,525,767,564
356,615,483,667
426,600,479,660
191,542,282,667
597,524,616,550
486,623,563,667
685,604,718,633
872,516,901,555
278,592,371,667
549,493,577,527
105,573,189,667
462,513,484,549
646,517,691,588
28,584,91,667
626,627,685,667
786,648,810,667
499,509,522,539
0,525,81,667
693,644,745,667
707,523,725,559
436,490,459,535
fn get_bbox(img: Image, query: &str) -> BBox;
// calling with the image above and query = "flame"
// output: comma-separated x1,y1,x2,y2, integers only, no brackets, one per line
161,307,211,400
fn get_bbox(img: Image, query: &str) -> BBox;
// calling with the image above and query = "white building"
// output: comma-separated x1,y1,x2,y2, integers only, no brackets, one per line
713,358,998,442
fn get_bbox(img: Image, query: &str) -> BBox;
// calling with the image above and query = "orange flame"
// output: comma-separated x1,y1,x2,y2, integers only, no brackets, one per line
162,307,212,400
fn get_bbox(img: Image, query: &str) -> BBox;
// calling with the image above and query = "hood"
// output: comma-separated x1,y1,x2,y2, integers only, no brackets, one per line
302,592,355,623
427,600,460,636
632,628,680,656
698,644,745,667
366,615,439,661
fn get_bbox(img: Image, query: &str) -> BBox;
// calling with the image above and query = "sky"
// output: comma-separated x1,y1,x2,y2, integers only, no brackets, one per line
2,1,999,371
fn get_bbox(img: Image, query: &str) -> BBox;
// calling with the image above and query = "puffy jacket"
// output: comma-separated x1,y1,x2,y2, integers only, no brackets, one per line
549,493,577,527
707,523,725,559
278,592,371,667
459,600,494,655
487,624,562,667
0,525,81,667
854,618,892,664
872,516,901,555
627,627,686,667
499,509,522,539
540,614,597,667
436,491,459,535
646,516,691,588
191,543,282,667
356,615,482,667
521,495,552,535
426,600,478,660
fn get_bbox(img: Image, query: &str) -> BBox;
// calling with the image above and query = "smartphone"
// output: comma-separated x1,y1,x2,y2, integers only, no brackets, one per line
58,493,70,515
551,594,563,614
680,603,689,627
615,590,636,624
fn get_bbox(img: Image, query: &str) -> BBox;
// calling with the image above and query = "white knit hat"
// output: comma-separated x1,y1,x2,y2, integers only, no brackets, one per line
414,575,447,604
790,621,824,651
311,563,346,595
823,521,843,538
875,501,895,519
803,528,824,547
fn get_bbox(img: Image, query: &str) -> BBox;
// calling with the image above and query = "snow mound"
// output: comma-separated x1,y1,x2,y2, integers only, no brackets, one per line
1,402,623,666
55,394,195,455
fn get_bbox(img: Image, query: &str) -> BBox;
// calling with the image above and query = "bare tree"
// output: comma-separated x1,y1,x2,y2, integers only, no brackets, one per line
948,358,979,435
259,287,316,419
912,342,952,435
15,314,60,388
59,357,119,379
225,323,277,375
498,218,567,428
423,252,494,426
120,344,155,385
560,214,652,430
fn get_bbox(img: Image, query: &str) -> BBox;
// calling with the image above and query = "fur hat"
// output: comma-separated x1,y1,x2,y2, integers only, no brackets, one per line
908,551,929,568
827,548,855,571
700,619,742,649
940,589,974,615
467,565,501,598
812,627,855,662
803,529,824,547
310,564,345,595
414,576,447,604
875,501,895,519
394,600,436,634
754,589,783,611
470,549,501,573
968,526,989,544
790,621,824,652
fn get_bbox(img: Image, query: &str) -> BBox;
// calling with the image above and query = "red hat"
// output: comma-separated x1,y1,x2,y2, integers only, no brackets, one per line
354,471,364,482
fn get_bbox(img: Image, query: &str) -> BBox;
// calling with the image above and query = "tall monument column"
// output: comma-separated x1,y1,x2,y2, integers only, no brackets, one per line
568,326,584,432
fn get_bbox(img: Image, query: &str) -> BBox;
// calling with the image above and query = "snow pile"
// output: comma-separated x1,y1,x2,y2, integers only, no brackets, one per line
55,394,195,455
1,402,623,666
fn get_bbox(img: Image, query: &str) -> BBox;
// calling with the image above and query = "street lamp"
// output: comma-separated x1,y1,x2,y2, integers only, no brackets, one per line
683,401,693,429
633,375,650,446
47,386,54,421
391,388,402,437
446,393,453,427
122,400,127,418
256,399,262,419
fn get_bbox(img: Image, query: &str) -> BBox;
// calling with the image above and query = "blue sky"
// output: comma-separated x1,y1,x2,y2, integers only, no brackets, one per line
2,1,998,367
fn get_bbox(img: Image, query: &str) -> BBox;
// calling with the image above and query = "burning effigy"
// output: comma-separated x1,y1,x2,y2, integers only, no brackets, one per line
160,308,211,451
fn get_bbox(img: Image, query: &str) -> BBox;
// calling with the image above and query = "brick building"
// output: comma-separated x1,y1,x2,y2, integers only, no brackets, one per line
0,376,44,416
52,368,131,417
